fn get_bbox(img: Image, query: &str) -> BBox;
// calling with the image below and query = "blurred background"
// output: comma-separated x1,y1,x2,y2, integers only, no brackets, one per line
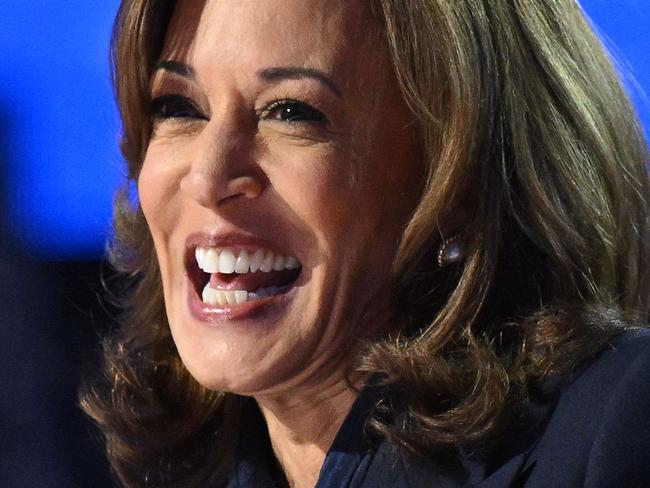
0,1,648,486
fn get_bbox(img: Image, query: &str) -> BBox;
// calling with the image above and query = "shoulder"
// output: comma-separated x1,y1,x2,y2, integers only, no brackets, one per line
542,328,650,438
361,329,650,488
549,328,650,419
519,328,650,487
571,327,650,383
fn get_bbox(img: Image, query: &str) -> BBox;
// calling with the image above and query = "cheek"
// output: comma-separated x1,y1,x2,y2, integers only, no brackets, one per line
265,143,409,269
137,148,188,290
137,146,183,236
137,162,157,225
265,145,359,236
139,156,201,327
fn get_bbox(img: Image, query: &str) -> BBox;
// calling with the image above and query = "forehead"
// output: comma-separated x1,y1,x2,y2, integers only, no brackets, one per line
161,0,383,87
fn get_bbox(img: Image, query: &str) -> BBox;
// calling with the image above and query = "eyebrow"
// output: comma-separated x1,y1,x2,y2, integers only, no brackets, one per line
154,60,196,79
258,66,343,99
152,61,343,99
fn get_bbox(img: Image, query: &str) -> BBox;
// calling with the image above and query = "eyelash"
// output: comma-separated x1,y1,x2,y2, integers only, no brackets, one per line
149,95,204,120
149,95,328,126
259,98,328,125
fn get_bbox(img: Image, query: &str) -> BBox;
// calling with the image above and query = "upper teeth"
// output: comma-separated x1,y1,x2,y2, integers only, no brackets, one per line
195,247,300,274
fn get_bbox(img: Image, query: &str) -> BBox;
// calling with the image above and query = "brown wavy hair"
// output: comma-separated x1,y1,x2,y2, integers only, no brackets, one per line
81,0,650,486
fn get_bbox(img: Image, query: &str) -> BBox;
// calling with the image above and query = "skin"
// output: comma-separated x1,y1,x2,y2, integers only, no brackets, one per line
138,0,421,486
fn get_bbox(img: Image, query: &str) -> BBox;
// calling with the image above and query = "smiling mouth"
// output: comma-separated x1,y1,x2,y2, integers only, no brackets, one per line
189,246,302,306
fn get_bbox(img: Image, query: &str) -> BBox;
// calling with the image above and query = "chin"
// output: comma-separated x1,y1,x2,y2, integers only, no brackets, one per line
165,267,332,396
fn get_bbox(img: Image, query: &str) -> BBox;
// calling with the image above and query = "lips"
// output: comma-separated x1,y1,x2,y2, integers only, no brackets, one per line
185,234,303,309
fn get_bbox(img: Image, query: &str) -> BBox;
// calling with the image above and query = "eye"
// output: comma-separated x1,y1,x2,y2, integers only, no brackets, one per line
262,99,328,125
149,94,205,120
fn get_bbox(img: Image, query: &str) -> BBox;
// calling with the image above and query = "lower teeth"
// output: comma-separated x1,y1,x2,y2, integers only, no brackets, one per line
201,284,282,306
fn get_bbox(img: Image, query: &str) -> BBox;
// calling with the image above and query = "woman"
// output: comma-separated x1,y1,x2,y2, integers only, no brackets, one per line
82,0,650,486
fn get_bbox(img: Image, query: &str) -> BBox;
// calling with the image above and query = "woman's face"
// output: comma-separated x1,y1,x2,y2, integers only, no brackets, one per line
139,0,421,397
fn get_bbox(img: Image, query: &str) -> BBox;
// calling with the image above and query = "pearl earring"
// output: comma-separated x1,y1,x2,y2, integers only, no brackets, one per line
437,235,464,267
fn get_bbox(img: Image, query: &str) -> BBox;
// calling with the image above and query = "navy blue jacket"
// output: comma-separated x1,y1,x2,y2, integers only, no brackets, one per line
228,330,650,487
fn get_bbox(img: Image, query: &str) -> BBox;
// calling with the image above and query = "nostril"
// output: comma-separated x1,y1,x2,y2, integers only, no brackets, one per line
225,175,264,201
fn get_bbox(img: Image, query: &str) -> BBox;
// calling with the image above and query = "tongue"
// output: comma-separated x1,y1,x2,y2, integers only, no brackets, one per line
209,268,299,291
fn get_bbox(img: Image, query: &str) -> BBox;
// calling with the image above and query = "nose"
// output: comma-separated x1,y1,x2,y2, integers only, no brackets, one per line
180,120,264,208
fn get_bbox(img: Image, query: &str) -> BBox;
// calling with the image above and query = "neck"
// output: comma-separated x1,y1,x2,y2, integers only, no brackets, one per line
256,375,360,488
